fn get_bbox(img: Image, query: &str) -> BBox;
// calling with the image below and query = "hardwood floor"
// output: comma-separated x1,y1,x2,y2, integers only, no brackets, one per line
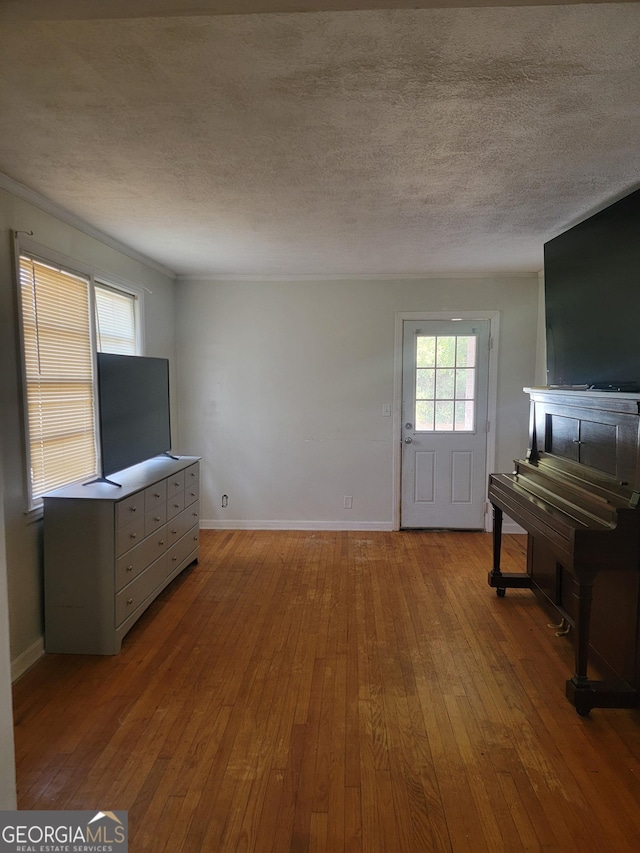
12,530,640,852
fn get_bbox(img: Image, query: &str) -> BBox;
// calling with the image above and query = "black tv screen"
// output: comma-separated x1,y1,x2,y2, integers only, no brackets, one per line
544,187,640,390
97,353,172,477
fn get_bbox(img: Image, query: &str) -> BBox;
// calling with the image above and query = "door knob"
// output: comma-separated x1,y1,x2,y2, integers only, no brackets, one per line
404,436,413,444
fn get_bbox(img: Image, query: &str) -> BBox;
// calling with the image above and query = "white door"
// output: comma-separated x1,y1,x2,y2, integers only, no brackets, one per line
400,319,491,529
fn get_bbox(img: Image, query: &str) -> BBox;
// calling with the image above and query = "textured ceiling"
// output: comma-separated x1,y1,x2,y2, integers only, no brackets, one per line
1,2,639,277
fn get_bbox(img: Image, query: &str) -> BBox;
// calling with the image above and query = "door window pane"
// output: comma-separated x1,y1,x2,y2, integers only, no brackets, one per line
416,400,434,431
456,336,476,367
455,400,475,431
415,333,478,432
435,367,455,399
455,368,474,399
416,336,436,367
435,400,454,431
436,336,456,367
416,369,435,399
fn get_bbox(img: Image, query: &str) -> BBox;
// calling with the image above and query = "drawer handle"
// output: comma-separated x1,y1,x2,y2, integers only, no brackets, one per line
171,529,177,535
174,503,179,509
127,598,133,605
126,565,133,572
193,535,198,541
159,539,165,546
130,506,137,512
174,481,180,486
154,516,161,522
154,492,161,498
190,472,196,477
130,533,137,540
192,512,198,517
190,492,196,498
172,556,178,562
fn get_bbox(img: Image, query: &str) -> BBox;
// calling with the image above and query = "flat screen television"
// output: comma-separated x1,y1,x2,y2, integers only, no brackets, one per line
544,187,640,391
96,353,172,478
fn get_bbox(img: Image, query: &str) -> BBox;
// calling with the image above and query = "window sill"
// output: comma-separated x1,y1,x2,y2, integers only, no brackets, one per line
24,505,43,524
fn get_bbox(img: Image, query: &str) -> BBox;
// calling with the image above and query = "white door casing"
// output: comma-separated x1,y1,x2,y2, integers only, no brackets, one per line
395,314,497,530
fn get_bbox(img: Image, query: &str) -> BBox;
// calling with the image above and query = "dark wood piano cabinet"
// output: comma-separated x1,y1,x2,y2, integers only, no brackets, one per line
488,388,640,715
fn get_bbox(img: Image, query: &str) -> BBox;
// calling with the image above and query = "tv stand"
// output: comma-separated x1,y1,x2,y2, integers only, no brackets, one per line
83,475,123,487
43,455,200,654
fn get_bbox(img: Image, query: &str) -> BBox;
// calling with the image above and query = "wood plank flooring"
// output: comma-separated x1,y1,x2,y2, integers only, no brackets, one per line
12,530,640,852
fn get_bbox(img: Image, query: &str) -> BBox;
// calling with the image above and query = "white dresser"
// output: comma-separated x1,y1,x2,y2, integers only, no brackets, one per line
43,455,200,654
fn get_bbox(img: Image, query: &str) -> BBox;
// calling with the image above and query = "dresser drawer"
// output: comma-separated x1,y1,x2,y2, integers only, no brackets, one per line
116,516,146,556
168,502,200,545
116,553,168,626
145,480,167,511
184,462,199,486
115,524,168,591
166,471,185,498
145,503,167,537
184,484,199,507
116,491,145,529
167,490,185,519
167,527,199,576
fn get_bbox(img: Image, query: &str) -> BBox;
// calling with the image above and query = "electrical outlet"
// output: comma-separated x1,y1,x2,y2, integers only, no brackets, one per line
344,496,353,509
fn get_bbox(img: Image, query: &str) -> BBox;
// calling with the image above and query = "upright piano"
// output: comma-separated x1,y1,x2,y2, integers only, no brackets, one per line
488,387,640,715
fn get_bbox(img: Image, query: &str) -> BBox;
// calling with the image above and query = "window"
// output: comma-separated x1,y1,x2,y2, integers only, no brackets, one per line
19,256,97,504
415,334,477,432
18,251,141,507
95,284,138,355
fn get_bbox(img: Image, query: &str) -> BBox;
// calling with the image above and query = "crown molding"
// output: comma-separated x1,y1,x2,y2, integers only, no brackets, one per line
176,269,541,283
0,173,175,280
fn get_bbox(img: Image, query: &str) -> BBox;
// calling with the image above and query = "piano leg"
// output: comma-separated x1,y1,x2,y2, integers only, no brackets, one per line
487,503,532,596
489,505,505,596
565,573,639,715
566,574,596,716
492,504,503,572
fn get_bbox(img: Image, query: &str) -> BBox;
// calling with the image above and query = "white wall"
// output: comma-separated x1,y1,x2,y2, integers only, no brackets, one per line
0,187,177,674
176,275,539,528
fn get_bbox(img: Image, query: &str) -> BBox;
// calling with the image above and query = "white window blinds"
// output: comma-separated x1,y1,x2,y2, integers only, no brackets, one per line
95,284,138,354
19,255,97,504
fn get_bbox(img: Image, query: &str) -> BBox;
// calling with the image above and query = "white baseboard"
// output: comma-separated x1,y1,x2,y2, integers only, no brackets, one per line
200,519,394,531
11,636,44,683
201,519,523,534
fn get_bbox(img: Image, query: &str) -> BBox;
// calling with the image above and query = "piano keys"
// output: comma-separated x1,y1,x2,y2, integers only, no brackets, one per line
488,387,640,715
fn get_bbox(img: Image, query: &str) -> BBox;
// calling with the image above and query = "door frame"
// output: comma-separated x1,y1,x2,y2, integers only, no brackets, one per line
392,310,500,532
